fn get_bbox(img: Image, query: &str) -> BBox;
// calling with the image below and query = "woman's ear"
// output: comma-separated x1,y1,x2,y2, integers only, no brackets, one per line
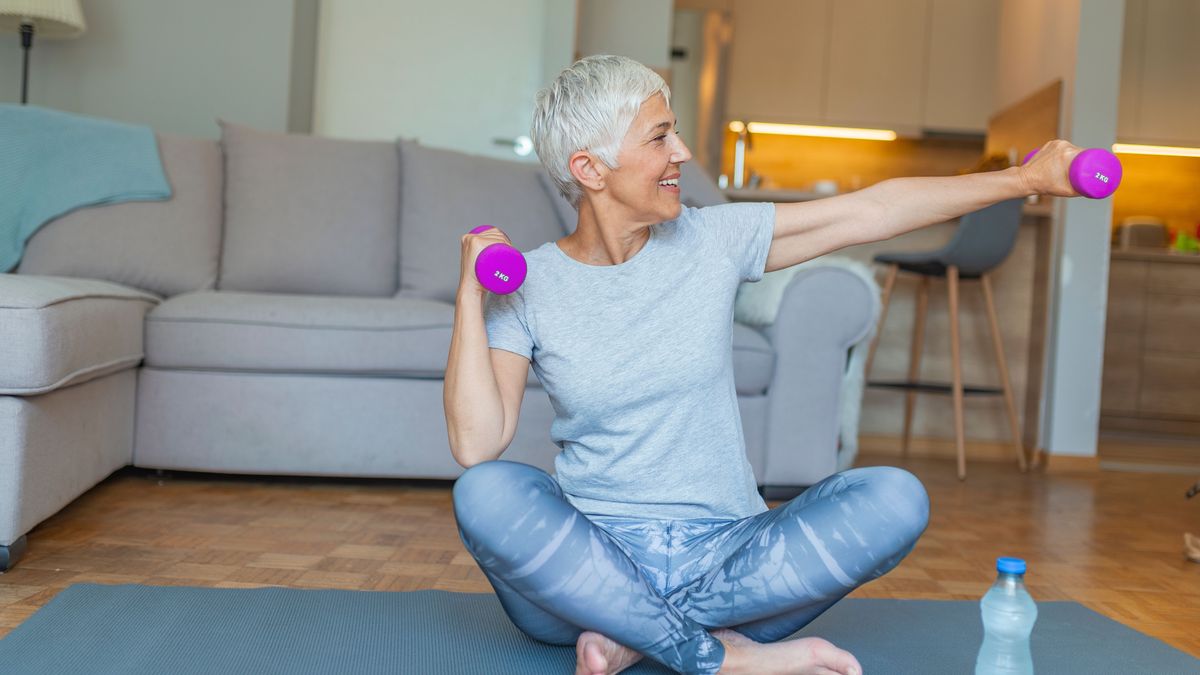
569,150,605,191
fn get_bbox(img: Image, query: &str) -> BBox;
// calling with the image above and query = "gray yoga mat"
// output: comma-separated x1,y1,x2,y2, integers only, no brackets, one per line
0,584,1196,674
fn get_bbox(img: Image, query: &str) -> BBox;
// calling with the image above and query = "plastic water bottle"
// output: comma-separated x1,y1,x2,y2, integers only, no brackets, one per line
975,557,1038,674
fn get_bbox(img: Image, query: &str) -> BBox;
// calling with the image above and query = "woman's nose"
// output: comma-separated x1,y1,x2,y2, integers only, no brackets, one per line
670,134,693,163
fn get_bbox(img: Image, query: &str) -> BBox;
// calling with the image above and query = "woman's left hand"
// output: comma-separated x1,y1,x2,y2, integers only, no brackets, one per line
1017,139,1083,197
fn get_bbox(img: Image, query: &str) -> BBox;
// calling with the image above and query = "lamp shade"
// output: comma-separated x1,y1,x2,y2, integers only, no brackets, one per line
0,0,85,38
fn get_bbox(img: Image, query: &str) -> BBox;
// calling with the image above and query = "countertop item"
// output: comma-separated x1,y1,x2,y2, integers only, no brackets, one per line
1114,216,1169,250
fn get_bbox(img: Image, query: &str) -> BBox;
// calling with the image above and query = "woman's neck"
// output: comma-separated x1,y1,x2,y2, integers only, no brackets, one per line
561,199,652,266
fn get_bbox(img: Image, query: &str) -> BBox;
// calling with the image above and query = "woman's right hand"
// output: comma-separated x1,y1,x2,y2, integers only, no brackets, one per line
458,227,513,298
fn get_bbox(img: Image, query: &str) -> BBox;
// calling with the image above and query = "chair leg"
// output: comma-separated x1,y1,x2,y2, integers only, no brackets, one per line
981,274,1028,472
902,276,930,457
865,263,899,379
948,266,966,480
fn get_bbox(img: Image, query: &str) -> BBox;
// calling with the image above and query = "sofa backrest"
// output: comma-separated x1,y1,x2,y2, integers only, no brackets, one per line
217,121,400,297
397,140,566,302
17,133,223,298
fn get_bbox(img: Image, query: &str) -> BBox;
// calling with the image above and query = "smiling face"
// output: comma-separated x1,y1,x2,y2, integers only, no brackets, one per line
605,92,693,223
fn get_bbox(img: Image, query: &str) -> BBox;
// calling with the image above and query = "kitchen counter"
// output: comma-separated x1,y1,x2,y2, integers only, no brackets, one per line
723,187,834,202
1102,249,1200,446
1111,248,1200,264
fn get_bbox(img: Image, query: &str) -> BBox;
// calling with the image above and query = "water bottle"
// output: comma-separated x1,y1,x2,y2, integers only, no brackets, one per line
975,556,1038,674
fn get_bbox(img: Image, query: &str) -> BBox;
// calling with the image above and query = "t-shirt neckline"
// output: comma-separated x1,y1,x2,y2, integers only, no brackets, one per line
551,226,658,270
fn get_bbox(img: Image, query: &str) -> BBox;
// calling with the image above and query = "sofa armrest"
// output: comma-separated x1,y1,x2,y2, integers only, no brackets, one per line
0,273,160,395
759,266,878,487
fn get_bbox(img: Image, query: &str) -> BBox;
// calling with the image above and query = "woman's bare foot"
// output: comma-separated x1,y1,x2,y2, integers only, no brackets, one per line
574,630,644,675
711,628,756,647
713,631,861,675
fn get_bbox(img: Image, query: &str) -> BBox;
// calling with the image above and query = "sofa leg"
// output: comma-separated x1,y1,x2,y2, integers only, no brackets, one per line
0,535,28,573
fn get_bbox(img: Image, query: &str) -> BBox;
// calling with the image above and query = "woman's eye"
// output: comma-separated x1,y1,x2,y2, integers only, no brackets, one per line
655,134,667,141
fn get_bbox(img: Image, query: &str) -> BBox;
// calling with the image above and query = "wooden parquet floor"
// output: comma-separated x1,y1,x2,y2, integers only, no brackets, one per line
2,455,1199,658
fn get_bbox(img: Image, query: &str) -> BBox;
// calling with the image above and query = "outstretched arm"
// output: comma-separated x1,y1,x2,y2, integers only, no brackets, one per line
763,140,1081,273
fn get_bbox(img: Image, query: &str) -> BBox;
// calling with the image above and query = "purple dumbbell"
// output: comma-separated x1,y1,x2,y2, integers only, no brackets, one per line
468,225,527,294
1022,147,1123,199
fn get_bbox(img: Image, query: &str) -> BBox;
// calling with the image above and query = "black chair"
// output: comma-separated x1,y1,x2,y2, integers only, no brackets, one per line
863,199,1028,480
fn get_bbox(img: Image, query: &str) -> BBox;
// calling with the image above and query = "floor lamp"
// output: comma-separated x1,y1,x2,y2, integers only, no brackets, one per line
0,0,85,104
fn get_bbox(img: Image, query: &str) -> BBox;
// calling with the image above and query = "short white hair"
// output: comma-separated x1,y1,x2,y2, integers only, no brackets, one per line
531,55,670,208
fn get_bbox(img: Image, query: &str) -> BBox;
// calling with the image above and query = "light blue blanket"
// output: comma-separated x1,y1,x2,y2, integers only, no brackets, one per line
0,105,171,272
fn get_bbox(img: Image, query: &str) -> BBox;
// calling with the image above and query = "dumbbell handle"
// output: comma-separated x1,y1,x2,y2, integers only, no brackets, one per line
1022,147,1122,199
468,225,527,295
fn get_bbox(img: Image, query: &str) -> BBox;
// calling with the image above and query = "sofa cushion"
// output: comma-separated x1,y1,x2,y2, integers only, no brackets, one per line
17,134,223,298
397,140,565,302
218,121,399,297
733,322,774,395
142,290,769,392
0,274,160,395
144,291,461,378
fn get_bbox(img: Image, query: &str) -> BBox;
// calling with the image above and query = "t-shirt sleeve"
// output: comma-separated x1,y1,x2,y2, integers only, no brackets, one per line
692,202,776,282
483,290,534,359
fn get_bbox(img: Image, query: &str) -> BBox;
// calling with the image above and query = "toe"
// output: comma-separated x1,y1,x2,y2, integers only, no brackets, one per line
823,645,861,675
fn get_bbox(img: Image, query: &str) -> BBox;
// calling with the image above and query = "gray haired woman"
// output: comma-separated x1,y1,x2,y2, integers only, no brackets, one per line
445,54,1082,675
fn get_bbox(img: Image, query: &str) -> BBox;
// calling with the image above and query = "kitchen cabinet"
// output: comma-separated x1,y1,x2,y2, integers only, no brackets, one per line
922,0,1000,133
1101,252,1200,436
824,0,928,130
726,0,830,124
726,0,998,134
1118,0,1200,146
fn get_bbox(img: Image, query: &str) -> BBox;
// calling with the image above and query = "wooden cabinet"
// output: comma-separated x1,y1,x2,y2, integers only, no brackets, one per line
1101,253,1200,435
1100,259,1147,415
922,0,1000,133
726,0,830,124
823,0,928,130
1118,0,1200,146
726,0,998,133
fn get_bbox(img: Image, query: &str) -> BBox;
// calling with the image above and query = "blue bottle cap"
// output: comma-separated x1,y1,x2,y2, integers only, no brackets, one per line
997,557,1027,574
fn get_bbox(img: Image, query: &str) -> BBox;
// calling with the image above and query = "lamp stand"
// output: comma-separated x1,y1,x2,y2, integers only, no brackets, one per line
19,21,33,105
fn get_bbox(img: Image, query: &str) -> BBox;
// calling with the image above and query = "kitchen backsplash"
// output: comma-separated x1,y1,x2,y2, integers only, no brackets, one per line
719,131,1200,241
1110,153,1200,240
719,130,984,194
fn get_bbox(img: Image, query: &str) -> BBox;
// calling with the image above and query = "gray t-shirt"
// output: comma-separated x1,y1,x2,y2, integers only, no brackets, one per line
484,202,776,520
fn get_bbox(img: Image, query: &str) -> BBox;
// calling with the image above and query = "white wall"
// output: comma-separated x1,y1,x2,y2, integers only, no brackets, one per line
577,0,673,69
671,9,704,151
312,0,576,160
994,0,1124,458
1041,1,1124,458
0,0,313,138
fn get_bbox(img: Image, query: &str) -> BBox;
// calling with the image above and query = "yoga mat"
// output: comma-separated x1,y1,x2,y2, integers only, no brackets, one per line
1,584,1196,674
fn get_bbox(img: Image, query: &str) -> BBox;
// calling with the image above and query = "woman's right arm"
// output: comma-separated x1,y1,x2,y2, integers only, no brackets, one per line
444,232,529,468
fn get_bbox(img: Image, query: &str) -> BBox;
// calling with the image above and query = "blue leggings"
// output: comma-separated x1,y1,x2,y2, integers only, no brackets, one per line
453,460,929,675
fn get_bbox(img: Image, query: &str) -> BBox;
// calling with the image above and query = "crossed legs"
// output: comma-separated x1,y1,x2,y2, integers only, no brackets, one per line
453,460,929,674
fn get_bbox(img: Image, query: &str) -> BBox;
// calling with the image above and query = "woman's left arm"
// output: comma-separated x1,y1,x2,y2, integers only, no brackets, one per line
763,140,1080,273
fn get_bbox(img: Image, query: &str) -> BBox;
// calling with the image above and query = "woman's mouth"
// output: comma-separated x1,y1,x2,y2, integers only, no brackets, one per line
657,176,680,193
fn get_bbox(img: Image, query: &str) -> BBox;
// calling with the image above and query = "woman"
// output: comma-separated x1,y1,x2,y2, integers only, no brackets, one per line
444,55,1080,675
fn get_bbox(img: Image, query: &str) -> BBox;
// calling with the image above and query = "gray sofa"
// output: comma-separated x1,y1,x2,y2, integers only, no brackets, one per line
0,121,877,570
